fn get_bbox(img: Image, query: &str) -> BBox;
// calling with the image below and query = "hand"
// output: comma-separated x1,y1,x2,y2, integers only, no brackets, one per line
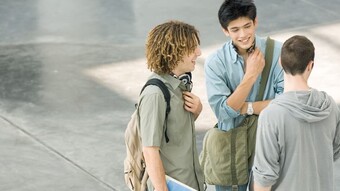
182,91,202,120
245,48,265,81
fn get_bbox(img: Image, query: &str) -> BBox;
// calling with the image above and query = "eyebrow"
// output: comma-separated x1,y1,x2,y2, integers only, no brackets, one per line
229,21,252,30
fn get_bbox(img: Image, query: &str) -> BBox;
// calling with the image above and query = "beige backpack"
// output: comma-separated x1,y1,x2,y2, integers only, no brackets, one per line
124,78,170,191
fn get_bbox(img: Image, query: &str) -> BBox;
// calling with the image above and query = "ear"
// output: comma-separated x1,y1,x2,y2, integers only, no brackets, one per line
307,61,314,72
279,57,282,67
254,17,258,29
308,60,314,70
222,28,229,36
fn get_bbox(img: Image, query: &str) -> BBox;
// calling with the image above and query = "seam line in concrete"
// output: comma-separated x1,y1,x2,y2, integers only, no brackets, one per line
0,115,117,191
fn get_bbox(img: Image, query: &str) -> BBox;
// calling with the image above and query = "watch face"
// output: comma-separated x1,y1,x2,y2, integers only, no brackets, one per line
247,103,254,115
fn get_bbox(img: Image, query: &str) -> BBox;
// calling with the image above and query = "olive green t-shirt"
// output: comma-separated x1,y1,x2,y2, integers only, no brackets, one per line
139,73,204,191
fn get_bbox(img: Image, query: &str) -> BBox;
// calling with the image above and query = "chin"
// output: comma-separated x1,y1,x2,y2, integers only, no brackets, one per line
240,43,252,49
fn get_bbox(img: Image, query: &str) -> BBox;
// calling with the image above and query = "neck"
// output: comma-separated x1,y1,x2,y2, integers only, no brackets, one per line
239,49,248,57
171,69,184,78
284,74,310,92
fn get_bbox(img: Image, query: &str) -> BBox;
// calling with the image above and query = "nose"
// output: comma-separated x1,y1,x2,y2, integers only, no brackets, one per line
239,29,246,37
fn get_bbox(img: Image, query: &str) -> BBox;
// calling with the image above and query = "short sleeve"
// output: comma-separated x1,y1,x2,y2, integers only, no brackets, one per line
139,88,167,147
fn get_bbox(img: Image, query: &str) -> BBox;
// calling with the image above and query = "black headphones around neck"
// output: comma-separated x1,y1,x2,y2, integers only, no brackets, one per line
171,72,193,91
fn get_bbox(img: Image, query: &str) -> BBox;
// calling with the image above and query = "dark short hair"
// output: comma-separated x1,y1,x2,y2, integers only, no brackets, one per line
281,35,315,75
218,0,256,30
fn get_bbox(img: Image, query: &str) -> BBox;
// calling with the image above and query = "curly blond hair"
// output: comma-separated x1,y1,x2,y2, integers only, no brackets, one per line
145,20,200,74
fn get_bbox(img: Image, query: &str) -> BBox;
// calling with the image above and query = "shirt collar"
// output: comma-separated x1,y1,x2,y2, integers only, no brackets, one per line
159,73,181,90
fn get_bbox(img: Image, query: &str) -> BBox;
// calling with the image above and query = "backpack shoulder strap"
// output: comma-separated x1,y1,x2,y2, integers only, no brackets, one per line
256,37,275,101
141,78,171,115
140,78,171,142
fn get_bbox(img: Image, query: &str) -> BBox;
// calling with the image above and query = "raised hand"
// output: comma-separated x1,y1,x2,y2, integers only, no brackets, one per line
245,48,265,81
182,91,202,120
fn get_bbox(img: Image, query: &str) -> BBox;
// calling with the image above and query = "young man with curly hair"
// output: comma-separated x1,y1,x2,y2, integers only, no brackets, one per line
139,20,205,191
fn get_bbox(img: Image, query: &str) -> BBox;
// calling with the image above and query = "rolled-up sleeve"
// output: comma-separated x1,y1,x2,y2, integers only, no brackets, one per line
253,110,280,187
272,41,284,98
273,59,284,97
204,55,240,125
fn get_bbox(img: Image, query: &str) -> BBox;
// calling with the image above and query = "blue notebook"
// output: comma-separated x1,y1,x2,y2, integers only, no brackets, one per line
166,175,197,191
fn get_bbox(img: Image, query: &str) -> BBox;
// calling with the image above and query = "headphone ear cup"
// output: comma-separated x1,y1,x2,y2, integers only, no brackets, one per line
187,72,192,81
178,72,191,85
178,72,193,91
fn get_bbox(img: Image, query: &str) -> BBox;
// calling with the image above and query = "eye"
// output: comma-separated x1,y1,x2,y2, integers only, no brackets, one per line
244,24,251,29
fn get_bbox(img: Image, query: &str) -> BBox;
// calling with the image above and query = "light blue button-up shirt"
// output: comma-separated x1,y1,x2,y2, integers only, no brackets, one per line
204,35,284,131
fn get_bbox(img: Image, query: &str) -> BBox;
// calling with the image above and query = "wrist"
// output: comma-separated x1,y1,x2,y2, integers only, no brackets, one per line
240,102,247,115
247,102,254,115
243,73,258,84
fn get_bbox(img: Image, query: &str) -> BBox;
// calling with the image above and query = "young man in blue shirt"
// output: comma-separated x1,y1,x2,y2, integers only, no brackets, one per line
204,0,284,190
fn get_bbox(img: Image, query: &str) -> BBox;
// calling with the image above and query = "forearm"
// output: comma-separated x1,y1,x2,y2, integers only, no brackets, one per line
228,48,267,112
227,74,257,111
143,146,168,191
253,182,271,191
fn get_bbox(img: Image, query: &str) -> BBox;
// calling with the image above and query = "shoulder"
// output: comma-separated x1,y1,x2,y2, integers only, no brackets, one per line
140,74,168,100
138,85,167,116
258,103,286,136
257,36,282,47
322,91,340,117
257,36,282,54
205,42,234,70
205,42,233,64
260,100,287,123
141,85,164,96
268,37,283,49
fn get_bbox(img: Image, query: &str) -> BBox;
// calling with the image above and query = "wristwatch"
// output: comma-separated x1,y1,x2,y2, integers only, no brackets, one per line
247,102,254,115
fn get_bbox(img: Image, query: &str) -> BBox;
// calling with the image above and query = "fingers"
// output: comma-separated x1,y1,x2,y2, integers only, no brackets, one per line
249,48,263,61
246,48,265,75
249,47,260,57
182,91,202,117
183,92,196,108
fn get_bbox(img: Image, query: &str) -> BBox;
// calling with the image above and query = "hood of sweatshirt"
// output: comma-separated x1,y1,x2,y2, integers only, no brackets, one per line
272,88,332,123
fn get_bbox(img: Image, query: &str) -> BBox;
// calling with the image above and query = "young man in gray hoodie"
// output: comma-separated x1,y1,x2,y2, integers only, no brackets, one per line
252,35,340,191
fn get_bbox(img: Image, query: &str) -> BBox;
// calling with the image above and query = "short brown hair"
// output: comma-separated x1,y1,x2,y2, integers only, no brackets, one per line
281,35,315,75
145,20,200,74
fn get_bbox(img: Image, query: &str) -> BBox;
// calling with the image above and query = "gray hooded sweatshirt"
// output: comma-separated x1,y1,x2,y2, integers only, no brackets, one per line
253,89,340,191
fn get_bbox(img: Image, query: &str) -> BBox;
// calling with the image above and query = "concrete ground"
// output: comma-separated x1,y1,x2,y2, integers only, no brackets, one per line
0,0,340,191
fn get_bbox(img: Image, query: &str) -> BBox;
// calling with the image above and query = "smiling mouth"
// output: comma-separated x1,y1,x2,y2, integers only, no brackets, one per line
239,37,250,44
232,37,255,53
